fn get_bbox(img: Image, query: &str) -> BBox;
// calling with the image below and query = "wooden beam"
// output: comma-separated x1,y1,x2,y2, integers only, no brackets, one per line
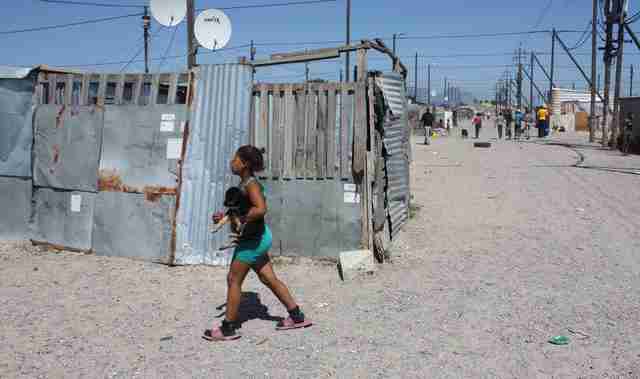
352,81,367,183
283,85,296,178
326,84,337,177
168,73,179,105
317,84,328,177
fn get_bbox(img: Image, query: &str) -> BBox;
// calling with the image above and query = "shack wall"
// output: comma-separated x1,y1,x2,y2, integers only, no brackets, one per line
174,64,254,265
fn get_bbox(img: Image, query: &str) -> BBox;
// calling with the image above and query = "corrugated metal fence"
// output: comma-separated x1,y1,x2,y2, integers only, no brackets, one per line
174,64,254,265
376,73,411,238
0,64,413,264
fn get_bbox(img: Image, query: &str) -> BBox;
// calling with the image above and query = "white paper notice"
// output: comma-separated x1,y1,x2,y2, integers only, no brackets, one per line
344,191,360,204
70,194,82,212
166,138,182,159
160,120,175,132
344,183,356,192
161,113,176,121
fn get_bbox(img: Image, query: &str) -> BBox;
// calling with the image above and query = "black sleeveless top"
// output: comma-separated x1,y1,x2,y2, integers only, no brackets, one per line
238,177,266,241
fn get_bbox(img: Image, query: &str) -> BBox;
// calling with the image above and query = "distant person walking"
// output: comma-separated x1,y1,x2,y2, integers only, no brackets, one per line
504,108,513,139
496,112,505,139
472,113,483,139
421,108,435,145
537,105,549,138
514,109,523,140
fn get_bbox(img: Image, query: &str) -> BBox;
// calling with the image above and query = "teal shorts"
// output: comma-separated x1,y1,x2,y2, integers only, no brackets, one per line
232,225,272,267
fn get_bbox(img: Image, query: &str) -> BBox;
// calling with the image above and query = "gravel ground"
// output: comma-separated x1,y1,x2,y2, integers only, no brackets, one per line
2,121,640,378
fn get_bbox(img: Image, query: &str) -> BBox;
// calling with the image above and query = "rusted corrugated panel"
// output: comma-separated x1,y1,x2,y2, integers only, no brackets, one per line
378,72,411,239
98,105,188,194
175,64,254,266
0,72,36,177
33,105,104,191
377,73,407,117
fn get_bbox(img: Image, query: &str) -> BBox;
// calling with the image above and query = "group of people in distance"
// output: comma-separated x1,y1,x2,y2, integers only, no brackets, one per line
491,105,550,140
420,105,551,143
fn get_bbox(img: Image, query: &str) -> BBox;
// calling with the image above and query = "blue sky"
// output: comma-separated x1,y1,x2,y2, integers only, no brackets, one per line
2,0,638,98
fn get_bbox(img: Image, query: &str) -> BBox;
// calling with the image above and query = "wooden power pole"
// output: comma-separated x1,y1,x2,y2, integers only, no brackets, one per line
187,0,196,69
590,0,598,142
602,0,613,146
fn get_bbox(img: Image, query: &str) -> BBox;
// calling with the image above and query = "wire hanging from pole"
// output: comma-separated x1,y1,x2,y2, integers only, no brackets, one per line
158,24,179,71
120,25,165,73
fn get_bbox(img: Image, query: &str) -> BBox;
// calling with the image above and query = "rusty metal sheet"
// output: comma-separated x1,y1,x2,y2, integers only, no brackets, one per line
98,105,187,194
0,74,36,177
33,105,104,191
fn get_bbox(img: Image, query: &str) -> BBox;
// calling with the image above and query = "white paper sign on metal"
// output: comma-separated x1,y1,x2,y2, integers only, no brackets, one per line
162,113,176,121
344,191,360,204
160,120,175,132
70,194,82,212
166,138,183,159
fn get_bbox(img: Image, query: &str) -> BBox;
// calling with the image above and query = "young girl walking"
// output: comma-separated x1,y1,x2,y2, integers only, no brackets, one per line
203,145,311,341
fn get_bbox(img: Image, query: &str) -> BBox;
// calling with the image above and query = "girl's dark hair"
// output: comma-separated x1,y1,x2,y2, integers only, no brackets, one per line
236,145,266,172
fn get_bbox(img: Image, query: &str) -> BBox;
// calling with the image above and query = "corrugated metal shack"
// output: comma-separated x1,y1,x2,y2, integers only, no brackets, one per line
0,39,413,265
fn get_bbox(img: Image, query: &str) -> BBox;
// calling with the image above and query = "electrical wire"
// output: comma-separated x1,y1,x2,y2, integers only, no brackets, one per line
0,12,142,35
120,25,165,72
197,0,337,11
568,21,592,50
40,0,337,10
399,30,584,40
39,0,144,8
157,24,179,71
35,44,251,69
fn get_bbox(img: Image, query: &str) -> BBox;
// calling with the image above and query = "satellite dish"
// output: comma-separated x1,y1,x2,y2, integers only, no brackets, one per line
150,0,186,27
195,9,232,50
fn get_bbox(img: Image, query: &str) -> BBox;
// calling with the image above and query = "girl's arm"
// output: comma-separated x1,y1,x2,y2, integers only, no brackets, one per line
243,181,267,223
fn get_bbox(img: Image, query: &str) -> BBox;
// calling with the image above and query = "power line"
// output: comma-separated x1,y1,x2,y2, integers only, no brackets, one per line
39,0,144,8
158,24,179,71
120,25,165,72
0,12,142,35
197,0,337,11
26,44,252,69
398,30,585,40
40,0,337,10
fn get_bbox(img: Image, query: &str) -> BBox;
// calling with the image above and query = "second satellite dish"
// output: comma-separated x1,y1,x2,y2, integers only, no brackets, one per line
150,0,186,27
195,9,232,50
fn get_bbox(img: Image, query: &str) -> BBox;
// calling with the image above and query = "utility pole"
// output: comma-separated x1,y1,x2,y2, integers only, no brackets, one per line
305,62,310,82
602,0,613,145
530,52,535,111
630,64,634,96
590,0,598,142
345,0,351,81
339,69,343,83
250,40,256,61
414,52,418,101
427,64,431,107
143,6,150,73
517,47,523,109
550,28,556,107
612,4,626,146
444,77,447,102
187,0,196,69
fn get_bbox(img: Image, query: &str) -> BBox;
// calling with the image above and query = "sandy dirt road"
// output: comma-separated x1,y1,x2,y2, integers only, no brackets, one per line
2,121,640,378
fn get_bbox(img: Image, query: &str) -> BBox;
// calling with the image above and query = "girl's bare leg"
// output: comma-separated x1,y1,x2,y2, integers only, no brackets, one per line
225,260,251,322
255,261,297,311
